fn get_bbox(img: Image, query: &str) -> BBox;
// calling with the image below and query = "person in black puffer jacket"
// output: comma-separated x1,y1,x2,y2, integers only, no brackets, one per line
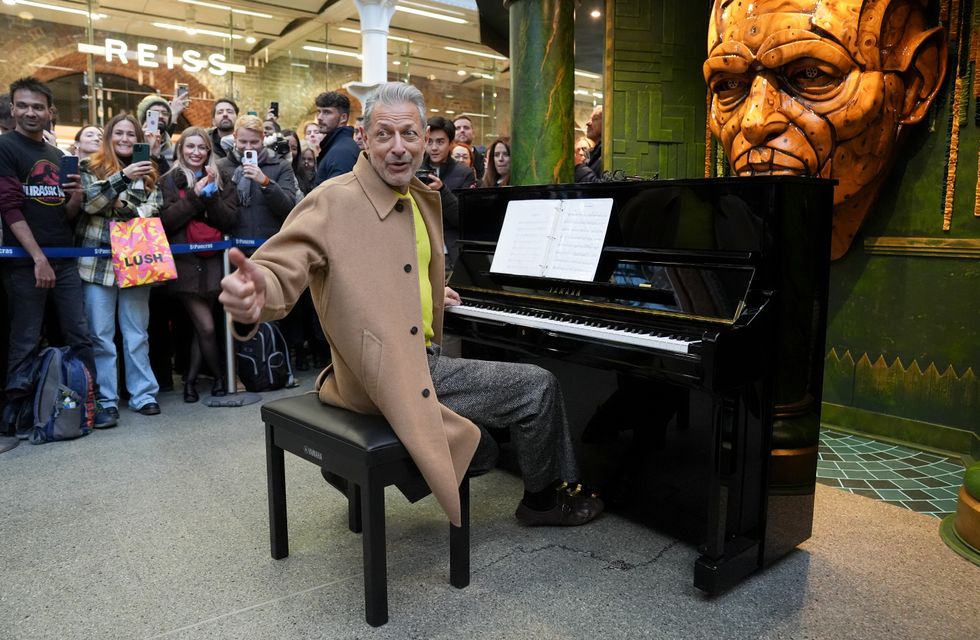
217,114,300,256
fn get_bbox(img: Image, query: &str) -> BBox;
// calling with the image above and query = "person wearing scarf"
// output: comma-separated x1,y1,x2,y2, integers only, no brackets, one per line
217,115,299,257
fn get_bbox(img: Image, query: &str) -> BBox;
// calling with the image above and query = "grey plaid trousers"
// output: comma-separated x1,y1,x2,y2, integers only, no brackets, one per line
426,344,579,492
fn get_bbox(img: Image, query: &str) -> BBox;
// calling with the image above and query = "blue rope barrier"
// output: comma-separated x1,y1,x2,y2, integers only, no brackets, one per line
0,238,265,259
171,240,235,253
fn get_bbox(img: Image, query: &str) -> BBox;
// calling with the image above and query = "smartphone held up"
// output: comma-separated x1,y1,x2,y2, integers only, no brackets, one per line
58,155,79,186
145,109,160,134
132,143,150,163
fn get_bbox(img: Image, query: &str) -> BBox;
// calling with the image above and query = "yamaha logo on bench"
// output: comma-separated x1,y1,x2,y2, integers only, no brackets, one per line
302,445,323,461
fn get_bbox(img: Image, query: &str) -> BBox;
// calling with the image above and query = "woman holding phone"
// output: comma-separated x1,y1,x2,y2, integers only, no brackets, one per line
77,114,163,425
159,127,238,402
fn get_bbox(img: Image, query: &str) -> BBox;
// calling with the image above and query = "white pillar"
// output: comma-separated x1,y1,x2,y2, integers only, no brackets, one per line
345,0,398,104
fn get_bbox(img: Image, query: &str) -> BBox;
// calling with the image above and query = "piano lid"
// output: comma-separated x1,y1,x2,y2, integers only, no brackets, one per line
451,177,835,325
456,176,835,259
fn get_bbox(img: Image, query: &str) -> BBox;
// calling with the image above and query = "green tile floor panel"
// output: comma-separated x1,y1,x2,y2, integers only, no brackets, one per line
816,430,965,518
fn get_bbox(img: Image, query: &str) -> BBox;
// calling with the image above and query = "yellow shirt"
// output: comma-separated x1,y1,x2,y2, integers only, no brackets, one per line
394,188,434,345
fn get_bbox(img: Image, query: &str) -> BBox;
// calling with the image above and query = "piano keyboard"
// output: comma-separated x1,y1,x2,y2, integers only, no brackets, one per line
446,303,699,354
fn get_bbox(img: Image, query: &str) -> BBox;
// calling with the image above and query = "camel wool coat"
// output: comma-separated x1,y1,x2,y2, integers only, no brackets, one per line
236,154,480,526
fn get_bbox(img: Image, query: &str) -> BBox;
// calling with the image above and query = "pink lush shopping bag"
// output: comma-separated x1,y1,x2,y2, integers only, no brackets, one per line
109,217,178,288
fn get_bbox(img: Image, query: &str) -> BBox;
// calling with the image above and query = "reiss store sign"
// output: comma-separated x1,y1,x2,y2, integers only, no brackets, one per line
78,38,246,76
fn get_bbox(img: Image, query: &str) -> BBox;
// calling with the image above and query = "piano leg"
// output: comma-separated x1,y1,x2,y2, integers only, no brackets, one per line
694,390,766,594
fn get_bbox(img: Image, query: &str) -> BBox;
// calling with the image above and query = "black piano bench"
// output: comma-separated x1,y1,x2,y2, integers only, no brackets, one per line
261,393,470,627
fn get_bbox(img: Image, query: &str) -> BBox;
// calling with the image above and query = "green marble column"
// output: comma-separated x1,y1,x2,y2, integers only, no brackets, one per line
506,0,575,185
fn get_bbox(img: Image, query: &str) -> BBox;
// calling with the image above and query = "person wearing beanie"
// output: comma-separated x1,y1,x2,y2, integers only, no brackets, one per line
136,93,187,164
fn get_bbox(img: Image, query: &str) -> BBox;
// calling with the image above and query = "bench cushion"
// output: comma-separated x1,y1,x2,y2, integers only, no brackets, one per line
262,393,404,454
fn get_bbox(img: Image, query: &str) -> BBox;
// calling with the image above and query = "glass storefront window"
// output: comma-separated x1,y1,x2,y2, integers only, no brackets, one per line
0,2,598,155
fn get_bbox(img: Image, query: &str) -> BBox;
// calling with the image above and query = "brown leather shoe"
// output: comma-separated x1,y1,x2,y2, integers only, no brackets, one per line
515,484,604,527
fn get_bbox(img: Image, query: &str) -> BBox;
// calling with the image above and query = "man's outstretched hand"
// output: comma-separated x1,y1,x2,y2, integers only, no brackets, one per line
220,248,266,324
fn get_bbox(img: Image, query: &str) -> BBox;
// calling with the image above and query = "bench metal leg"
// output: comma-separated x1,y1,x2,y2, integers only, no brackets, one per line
266,423,288,559
450,476,470,588
348,483,362,534
361,478,388,627
319,468,362,533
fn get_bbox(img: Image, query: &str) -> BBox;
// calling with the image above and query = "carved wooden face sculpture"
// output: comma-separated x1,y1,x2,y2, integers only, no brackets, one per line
704,0,946,258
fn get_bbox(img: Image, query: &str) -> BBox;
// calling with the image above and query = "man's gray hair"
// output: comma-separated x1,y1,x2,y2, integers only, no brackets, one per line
362,82,426,130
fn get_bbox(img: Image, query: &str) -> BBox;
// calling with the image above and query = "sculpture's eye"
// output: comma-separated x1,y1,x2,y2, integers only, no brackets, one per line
784,60,842,97
710,75,750,106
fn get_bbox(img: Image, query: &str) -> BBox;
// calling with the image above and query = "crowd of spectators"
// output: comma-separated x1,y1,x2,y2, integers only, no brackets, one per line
0,74,604,442
0,76,577,442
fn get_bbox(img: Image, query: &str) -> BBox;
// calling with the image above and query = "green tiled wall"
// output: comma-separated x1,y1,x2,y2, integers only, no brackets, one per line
606,1,978,455
608,0,708,179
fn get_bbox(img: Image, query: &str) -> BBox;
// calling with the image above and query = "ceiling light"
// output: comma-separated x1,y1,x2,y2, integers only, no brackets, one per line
590,9,601,18
392,60,401,66
153,22,242,40
302,45,362,59
394,5,467,24
290,62,309,68
184,5,196,34
444,46,506,61
430,108,439,112
401,0,466,17
338,26,413,44
574,69,601,79
243,16,256,44
456,69,467,76
445,110,455,115
5,0,106,19
461,113,488,118
178,0,272,19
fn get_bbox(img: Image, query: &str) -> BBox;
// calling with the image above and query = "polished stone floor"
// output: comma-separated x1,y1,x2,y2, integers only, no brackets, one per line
2,379,978,639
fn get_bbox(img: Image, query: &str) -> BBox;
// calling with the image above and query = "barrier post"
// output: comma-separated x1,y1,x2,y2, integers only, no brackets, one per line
206,238,261,407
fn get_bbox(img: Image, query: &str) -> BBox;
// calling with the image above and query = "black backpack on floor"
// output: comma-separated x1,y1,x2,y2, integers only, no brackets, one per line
2,346,94,444
235,322,295,392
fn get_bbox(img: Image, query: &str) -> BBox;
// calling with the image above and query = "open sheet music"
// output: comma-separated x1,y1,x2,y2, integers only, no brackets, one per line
490,198,614,281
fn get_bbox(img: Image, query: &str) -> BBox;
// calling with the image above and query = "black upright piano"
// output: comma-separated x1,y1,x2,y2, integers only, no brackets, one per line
445,177,834,593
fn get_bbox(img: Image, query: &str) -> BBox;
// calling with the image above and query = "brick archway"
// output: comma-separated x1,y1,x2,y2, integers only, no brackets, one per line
34,51,221,128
